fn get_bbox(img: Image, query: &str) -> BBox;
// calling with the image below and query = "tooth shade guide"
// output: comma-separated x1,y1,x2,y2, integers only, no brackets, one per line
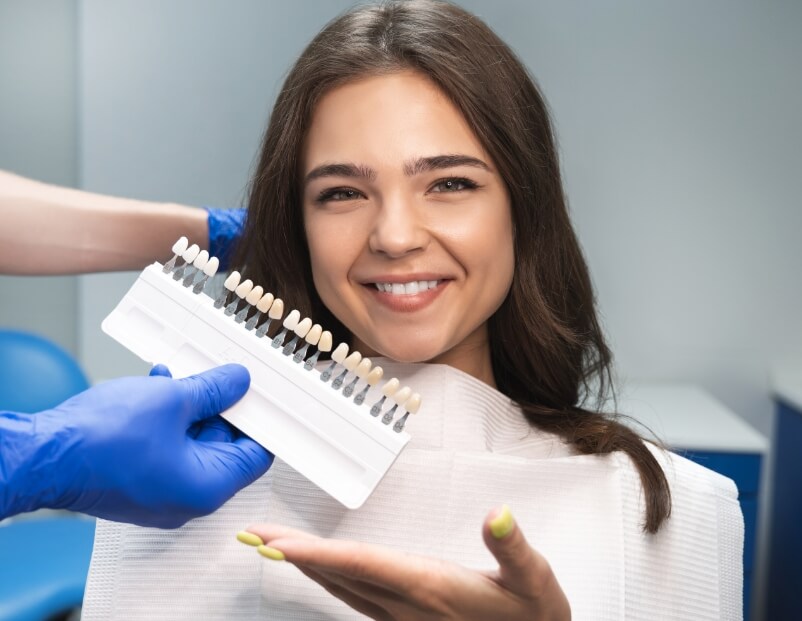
392,386,412,405
404,392,422,414
283,316,312,356
256,292,275,313
317,330,333,352
171,236,189,255
163,236,188,273
181,243,199,261
268,298,284,319
235,279,254,299
203,256,220,277
108,254,417,510
294,318,313,337
354,358,372,379
192,250,209,270
246,285,264,306
282,309,300,330
305,324,323,345
303,329,330,371
381,377,400,397
342,352,362,372
366,366,384,385
224,271,242,292
156,241,422,447
321,341,348,383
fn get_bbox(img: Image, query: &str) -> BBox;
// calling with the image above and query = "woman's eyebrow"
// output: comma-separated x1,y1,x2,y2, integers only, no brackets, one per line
304,154,490,186
305,163,377,184
403,154,490,176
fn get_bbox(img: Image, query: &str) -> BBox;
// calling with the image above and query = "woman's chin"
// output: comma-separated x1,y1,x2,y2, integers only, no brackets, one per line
359,338,448,365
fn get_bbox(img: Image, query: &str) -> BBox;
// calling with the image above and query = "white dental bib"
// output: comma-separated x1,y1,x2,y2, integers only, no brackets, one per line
83,361,743,620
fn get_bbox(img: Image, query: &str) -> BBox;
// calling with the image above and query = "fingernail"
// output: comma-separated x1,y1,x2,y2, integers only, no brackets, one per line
236,531,263,547
257,545,286,561
489,504,515,539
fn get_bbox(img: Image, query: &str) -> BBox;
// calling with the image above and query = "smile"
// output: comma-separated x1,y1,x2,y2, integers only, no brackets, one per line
373,280,441,295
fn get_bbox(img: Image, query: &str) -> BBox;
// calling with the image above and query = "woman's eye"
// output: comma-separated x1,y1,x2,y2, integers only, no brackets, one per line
430,177,477,193
317,188,363,202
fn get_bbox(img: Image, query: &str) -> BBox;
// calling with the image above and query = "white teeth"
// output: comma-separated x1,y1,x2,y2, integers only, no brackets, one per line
374,280,440,295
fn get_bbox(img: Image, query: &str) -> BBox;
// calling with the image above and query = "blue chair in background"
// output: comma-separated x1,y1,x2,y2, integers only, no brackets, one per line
0,329,96,621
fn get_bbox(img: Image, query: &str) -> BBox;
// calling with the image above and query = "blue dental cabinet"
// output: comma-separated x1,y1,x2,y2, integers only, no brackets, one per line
766,361,802,620
618,383,768,621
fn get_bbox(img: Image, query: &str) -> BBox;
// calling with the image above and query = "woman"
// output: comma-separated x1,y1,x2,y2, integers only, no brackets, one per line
4,1,741,619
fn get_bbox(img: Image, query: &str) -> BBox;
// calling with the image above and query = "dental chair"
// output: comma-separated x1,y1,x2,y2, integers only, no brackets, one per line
0,329,95,621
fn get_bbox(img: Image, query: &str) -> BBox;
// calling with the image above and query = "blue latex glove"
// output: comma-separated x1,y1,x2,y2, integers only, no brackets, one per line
0,363,273,528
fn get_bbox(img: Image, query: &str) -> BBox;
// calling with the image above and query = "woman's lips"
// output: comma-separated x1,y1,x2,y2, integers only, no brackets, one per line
363,280,449,313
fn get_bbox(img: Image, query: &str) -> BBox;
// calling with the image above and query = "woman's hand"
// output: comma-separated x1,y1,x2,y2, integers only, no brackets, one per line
241,505,570,620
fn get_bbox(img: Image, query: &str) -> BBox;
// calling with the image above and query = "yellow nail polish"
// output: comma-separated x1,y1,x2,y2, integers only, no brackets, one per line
489,504,515,539
236,531,263,547
257,545,286,561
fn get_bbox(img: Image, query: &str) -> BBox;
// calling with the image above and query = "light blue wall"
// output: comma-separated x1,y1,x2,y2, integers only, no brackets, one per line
0,0,78,355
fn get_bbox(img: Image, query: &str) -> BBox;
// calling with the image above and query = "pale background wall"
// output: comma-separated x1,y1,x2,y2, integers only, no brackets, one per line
2,2,801,617
0,0,78,353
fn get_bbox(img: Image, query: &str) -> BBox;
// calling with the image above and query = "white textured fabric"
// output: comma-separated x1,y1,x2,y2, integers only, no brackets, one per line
82,361,743,620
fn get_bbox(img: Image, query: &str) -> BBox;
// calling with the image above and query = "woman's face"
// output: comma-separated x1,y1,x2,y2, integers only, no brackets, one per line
301,70,514,379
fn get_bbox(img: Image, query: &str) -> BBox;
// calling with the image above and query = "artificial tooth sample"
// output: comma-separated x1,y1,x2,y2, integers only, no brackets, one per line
294,323,322,363
257,297,283,338
333,351,362,390
272,309,300,348
304,329,332,370
393,392,421,432
282,317,312,355
371,377,399,417
227,278,253,317
321,342,349,382
163,236,189,273
193,256,219,294
173,243,200,280
184,249,209,287
382,386,412,425
236,284,263,323
250,292,275,332
343,358,371,397
232,279,255,322
214,270,241,308
354,365,383,405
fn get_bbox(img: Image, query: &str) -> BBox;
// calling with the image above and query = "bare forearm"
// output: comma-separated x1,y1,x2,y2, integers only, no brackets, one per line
0,170,207,274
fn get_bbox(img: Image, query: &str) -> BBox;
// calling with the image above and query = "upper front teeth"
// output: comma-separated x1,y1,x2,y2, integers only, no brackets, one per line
375,280,440,294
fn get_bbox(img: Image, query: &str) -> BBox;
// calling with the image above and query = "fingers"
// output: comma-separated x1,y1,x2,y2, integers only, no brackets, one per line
296,565,394,621
250,533,429,597
481,505,553,598
178,363,250,423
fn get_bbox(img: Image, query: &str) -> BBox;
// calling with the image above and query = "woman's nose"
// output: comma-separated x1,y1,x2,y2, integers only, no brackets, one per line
368,196,429,259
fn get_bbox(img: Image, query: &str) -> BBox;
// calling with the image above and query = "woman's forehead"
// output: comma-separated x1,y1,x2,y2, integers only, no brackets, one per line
301,70,490,174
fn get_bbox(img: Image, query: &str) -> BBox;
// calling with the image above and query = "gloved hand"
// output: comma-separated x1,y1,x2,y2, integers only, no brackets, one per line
0,363,273,527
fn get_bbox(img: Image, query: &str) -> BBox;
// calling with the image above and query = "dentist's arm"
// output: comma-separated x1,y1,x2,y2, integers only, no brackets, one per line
0,169,207,274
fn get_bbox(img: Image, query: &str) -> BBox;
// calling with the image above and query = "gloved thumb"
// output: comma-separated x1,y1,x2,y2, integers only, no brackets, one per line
482,505,551,596
149,363,173,378
178,363,251,424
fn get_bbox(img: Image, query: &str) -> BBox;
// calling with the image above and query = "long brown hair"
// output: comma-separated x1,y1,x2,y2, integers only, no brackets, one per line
234,0,671,533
